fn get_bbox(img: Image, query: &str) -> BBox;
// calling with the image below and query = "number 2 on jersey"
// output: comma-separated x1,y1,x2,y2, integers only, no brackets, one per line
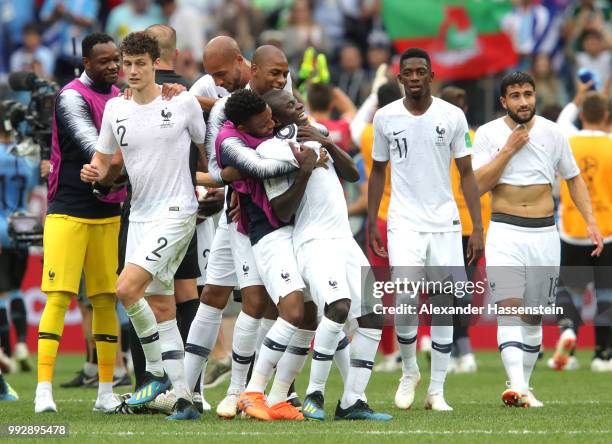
394,137,408,158
117,125,128,147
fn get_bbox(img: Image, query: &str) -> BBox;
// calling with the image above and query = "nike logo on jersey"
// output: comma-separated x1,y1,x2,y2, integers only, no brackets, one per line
392,130,406,136
145,255,158,262
116,118,128,123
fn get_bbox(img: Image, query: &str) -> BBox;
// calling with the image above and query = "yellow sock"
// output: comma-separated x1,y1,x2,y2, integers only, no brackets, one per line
90,293,118,384
38,291,72,383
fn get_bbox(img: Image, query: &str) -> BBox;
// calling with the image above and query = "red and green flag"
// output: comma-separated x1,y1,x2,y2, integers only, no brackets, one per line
383,0,518,80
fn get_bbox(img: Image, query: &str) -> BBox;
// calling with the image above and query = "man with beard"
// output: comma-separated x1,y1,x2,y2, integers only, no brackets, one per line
36,32,125,413
368,48,484,411
472,71,603,407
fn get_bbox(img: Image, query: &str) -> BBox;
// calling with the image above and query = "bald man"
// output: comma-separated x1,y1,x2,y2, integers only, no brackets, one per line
184,44,302,420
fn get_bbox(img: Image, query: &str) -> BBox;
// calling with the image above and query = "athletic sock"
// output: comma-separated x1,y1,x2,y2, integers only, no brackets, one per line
307,317,343,395
128,321,146,387
268,329,314,405
521,323,541,388
497,318,526,392
455,336,472,357
334,333,350,383
9,291,28,343
184,303,221,392
0,301,10,356
255,318,276,357
429,324,453,395
125,299,163,377
340,328,381,409
176,298,202,392
89,293,118,390
176,299,199,343
158,319,190,400
38,292,71,383
246,318,297,393
395,325,418,375
228,311,260,394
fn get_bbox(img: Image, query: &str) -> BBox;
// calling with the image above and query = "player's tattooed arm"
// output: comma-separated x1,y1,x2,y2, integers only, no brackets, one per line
297,124,359,182
219,137,299,180
56,90,99,160
269,148,317,222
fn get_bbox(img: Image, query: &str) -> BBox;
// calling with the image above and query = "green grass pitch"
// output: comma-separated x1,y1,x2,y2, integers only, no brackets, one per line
2,351,611,444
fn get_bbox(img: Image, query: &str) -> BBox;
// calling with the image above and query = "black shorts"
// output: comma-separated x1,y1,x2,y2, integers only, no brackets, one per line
117,213,200,280
174,232,201,280
560,240,612,289
0,248,28,292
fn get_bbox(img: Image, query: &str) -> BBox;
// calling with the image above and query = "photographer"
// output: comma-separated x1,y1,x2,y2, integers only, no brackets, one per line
0,115,39,373
35,32,125,414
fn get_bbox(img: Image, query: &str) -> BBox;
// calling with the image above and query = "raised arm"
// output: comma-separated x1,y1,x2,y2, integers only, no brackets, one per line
218,137,299,180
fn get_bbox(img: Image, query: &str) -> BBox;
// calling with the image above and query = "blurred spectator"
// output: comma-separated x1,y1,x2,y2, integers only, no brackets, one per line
502,0,554,70
158,0,206,64
366,30,392,77
531,53,568,108
575,29,611,91
340,0,381,51
175,49,200,83
40,0,99,85
1,0,35,52
336,44,370,106
10,24,56,80
281,0,329,69
307,82,356,152
105,0,164,44
215,0,265,58
563,0,611,52
312,0,346,55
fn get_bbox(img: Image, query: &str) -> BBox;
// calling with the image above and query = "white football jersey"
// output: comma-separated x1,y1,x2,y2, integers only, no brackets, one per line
96,90,206,222
472,116,580,186
372,97,471,232
189,74,229,100
259,125,353,250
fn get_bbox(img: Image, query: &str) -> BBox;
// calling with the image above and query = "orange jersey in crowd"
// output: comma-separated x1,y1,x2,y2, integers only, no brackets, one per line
360,124,391,220
450,129,490,235
559,131,612,239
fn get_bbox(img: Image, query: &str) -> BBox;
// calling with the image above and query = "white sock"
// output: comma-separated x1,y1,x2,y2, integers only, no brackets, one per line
158,319,190,400
268,329,314,406
307,317,344,395
521,323,542,388
255,318,276,360
498,320,526,392
228,311,260,394
98,382,113,397
428,324,453,395
36,381,52,395
395,324,418,375
184,303,222,392
125,299,163,376
340,328,381,409
246,318,297,393
334,333,350,384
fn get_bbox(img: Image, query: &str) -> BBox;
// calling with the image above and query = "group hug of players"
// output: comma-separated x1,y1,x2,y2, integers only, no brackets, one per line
30,25,608,421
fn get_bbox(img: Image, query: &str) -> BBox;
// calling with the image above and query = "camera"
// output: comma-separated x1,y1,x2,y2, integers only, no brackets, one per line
4,71,59,161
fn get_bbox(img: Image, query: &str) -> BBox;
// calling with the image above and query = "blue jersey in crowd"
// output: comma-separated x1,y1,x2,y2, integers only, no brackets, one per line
0,142,39,247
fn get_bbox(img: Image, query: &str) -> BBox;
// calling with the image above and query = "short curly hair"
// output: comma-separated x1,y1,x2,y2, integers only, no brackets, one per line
120,31,160,62
225,89,268,127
